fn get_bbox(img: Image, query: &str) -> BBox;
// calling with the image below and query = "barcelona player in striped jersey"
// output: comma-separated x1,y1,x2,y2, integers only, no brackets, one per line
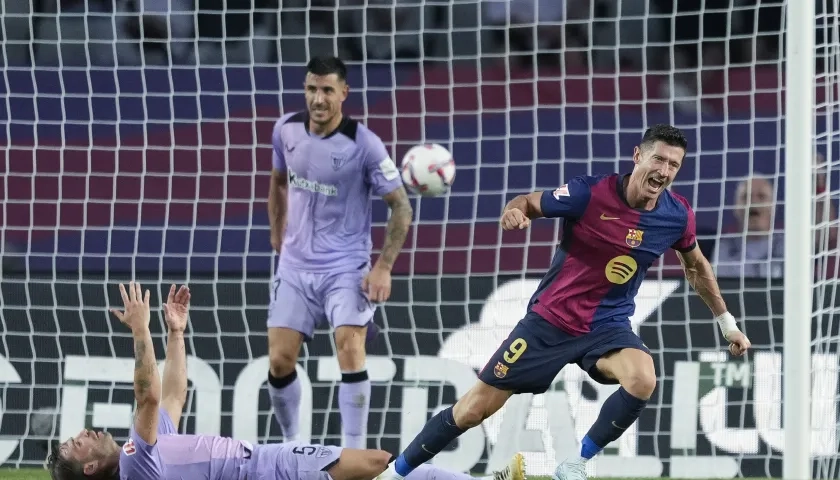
381,124,752,480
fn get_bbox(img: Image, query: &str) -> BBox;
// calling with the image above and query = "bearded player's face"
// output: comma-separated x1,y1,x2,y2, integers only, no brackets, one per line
304,72,348,127
632,140,685,200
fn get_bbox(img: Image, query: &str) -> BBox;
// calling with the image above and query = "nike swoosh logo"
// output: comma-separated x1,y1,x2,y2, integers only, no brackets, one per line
600,214,620,220
421,444,435,454
612,421,628,430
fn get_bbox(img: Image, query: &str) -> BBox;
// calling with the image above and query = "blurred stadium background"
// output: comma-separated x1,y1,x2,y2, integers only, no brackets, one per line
1,0,839,478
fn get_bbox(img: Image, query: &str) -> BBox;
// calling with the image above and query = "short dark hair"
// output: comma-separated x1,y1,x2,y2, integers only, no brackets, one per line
306,56,348,82
47,444,118,480
47,444,85,480
640,124,687,151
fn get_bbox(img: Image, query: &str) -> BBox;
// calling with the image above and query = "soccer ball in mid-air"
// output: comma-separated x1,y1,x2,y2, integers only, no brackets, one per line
400,143,456,197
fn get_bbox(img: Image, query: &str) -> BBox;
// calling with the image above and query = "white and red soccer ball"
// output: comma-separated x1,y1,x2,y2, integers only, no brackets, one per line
400,143,456,197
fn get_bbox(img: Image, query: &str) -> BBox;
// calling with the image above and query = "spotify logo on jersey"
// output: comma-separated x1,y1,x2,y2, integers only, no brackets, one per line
605,255,638,284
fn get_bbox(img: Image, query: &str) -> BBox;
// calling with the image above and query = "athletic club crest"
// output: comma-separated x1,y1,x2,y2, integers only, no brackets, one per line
493,362,509,379
331,152,348,170
122,439,136,456
625,228,644,248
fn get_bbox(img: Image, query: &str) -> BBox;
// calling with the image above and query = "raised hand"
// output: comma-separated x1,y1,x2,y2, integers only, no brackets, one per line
727,331,752,356
163,284,191,334
110,282,151,334
500,208,531,231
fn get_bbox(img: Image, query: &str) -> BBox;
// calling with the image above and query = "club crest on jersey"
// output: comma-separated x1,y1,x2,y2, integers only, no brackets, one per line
493,362,509,379
552,185,569,200
625,228,644,248
122,439,136,456
331,152,348,170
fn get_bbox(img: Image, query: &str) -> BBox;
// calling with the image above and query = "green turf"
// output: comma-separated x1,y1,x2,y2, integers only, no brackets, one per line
0,470,49,479
0,471,777,480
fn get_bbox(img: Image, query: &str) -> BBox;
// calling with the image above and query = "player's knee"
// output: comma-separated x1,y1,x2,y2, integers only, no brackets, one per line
335,327,367,371
453,383,510,429
268,328,303,378
453,403,486,429
622,368,656,400
268,348,298,378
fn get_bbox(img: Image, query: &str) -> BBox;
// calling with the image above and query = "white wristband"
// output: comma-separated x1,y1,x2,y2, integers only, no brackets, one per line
715,312,740,339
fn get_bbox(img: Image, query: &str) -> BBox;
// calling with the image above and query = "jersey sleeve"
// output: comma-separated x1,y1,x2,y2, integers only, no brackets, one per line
539,176,592,219
157,408,177,435
671,196,698,252
362,131,402,197
271,118,286,171
119,430,164,479
118,409,177,479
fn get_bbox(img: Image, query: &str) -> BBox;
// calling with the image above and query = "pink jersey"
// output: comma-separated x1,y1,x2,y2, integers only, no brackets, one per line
271,111,403,274
118,410,342,479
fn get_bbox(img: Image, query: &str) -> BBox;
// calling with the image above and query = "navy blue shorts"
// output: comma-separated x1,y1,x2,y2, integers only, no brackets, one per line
478,312,650,394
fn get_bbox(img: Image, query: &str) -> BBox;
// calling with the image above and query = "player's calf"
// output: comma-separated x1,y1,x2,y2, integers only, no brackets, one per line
380,452,526,480
335,325,372,449
578,348,655,463
326,448,392,480
392,381,511,478
267,327,305,442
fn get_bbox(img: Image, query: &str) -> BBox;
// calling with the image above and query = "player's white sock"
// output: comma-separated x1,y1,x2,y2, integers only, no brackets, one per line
382,461,405,480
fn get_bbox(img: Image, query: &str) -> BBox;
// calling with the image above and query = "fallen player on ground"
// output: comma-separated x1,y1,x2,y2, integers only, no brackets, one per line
47,282,525,480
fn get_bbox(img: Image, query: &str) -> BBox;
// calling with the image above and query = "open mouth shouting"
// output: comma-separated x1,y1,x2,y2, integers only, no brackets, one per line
646,176,666,194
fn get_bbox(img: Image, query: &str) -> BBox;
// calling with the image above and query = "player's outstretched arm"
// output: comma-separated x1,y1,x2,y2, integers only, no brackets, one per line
110,282,162,445
677,247,752,356
269,168,288,253
501,192,543,230
160,284,191,429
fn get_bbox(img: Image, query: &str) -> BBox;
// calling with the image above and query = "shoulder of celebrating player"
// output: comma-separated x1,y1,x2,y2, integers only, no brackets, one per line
119,408,177,479
355,122,403,197
666,190,698,254
270,111,302,174
538,174,610,219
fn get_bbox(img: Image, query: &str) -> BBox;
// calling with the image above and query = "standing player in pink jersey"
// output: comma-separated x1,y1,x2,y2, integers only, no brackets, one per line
381,125,753,480
266,55,413,448
47,281,526,480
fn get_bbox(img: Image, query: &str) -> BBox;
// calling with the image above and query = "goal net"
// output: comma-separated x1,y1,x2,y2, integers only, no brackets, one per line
1,0,839,478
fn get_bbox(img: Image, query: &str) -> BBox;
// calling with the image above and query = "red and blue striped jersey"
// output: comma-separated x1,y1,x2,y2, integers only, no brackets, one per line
529,174,697,335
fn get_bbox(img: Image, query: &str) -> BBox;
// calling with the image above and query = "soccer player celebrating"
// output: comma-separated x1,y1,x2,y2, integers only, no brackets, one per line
47,282,526,480
266,56,412,448
381,125,752,480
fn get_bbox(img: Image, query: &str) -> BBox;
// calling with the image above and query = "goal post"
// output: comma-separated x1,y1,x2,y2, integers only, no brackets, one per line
784,1,815,479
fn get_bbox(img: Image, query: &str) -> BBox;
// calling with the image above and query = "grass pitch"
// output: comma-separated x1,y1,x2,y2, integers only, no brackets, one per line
0,470,49,479
3,473,539,479
0,471,773,480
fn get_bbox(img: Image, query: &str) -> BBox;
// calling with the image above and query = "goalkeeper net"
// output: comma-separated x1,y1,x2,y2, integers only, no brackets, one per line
1,0,839,477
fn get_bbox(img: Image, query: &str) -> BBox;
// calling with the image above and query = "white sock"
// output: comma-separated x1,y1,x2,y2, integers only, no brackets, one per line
386,461,405,479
